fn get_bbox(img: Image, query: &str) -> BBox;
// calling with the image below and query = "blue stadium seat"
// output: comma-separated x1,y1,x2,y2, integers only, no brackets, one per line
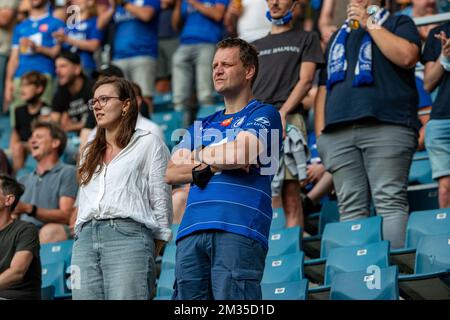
41,262,70,299
168,224,180,245
262,251,304,284
152,111,184,148
407,183,439,212
391,208,450,274
153,92,173,112
267,226,302,257
330,266,399,300
41,285,55,300
262,279,309,300
153,295,172,300
40,240,74,266
196,104,224,119
399,234,450,300
0,115,11,150
303,200,340,258
408,158,433,185
309,241,390,300
270,207,286,231
304,216,383,285
156,267,175,297
161,244,177,270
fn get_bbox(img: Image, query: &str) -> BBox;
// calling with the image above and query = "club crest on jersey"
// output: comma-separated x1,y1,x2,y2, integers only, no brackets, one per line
232,116,246,128
255,117,271,126
220,117,233,127
39,24,49,33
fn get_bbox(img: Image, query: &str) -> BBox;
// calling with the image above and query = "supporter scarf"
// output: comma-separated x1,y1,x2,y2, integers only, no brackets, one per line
327,8,390,91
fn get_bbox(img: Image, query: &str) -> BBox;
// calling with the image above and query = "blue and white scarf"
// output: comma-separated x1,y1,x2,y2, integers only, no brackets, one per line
327,8,390,91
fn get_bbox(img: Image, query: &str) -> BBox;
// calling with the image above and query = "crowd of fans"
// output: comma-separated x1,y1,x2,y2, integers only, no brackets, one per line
0,0,449,300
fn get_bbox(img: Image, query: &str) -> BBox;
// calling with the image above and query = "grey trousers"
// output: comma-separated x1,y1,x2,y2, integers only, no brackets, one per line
317,122,417,249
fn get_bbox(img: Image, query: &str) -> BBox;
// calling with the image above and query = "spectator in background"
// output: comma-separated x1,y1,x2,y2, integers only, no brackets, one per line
0,0,20,115
4,0,64,125
17,0,31,24
315,0,421,249
318,0,351,46
252,0,324,228
72,77,172,300
171,0,230,126
224,0,271,42
52,0,103,77
397,0,438,41
12,121,78,244
155,0,179,93
423,23,450,208
166,38,282,300
10,71,51,173
51,51,94,134
0,175,41,300
97,0,161,114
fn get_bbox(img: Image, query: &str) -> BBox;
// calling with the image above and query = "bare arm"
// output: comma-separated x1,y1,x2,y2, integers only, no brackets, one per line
97,1,115,30
0,251,34,290
60,112,85,133
165,148,201,185
9,129,21,149
187,0,226,22
14,196,76,225
34,43,62,59
314,85,327,138
424,60,445,92
64,37,101,53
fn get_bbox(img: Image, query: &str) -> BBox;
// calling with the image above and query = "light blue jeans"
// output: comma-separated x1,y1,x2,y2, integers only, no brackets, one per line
317,122,417,249
71,218,156,300
171,43,215,109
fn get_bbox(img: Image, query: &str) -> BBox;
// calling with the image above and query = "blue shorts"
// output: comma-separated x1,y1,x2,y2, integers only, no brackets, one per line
425,119,450,179
172,231,267,300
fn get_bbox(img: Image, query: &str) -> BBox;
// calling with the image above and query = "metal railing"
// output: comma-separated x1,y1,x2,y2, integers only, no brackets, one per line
413,12,450,27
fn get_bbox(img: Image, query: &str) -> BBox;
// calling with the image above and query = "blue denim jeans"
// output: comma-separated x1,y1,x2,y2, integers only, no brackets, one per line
71,218,156,300
173,231,267,300
171,43,215,109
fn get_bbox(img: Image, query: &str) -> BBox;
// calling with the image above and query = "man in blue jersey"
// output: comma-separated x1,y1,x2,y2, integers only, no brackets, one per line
97,0,160,112
4,0,64,124
165,38,282,300
171,0,230,126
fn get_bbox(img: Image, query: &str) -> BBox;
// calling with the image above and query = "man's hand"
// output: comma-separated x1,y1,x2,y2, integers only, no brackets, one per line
52,29,67,44
306,163,326,184
347,3,369,30
436,31,450,59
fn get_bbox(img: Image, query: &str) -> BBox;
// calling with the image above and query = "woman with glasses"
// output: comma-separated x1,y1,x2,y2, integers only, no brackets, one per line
71,76,173,300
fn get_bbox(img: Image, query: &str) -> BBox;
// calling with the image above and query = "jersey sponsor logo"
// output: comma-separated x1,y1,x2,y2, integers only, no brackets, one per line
220,117,233,127
254,117,270,127
39,24,49,33
232,116,246,128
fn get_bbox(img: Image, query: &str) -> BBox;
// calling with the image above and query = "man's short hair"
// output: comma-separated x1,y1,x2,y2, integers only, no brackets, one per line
216,38,259,85
0,175,25,212
57,50,81,65
20,71,48,92
31,121,67,157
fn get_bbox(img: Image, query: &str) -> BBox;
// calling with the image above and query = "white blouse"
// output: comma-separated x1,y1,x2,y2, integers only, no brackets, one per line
76,129,173,242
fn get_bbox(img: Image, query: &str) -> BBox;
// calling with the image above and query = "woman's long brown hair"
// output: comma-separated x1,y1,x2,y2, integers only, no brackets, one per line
78,76,138,186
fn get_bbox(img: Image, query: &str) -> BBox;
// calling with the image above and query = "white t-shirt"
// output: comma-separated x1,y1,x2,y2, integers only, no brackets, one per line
237,0,271,43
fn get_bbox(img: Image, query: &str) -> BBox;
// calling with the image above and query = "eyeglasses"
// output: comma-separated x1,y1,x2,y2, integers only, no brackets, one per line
88,96,122,110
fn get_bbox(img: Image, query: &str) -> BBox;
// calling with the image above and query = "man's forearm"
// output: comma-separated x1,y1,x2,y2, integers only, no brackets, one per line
123,3,154,22
279,79,313,116
33,207,70,224
35,45,60,59
424,61,445,92
0,268,24,290
189,1,225,22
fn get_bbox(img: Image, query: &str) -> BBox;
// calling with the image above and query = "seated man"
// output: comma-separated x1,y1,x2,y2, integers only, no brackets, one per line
10,71,51,173
12,121,78,244
0,174,41,300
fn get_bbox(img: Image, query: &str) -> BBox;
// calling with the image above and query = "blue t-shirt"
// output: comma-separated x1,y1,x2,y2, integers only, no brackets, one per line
422,23,450,120
175,99,282,249
113,0,161,59
180,0,229,45
319,15,422,132
64,17,103,70
12,14,65,77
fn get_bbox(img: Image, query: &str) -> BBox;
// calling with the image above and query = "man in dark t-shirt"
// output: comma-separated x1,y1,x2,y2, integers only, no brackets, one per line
0,175,41,300
10,71,51,173
50,51,94,134
423,22,450,209
252,0,324,228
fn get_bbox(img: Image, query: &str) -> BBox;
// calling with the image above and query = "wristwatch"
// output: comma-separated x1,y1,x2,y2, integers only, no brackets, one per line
28,205,37,217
